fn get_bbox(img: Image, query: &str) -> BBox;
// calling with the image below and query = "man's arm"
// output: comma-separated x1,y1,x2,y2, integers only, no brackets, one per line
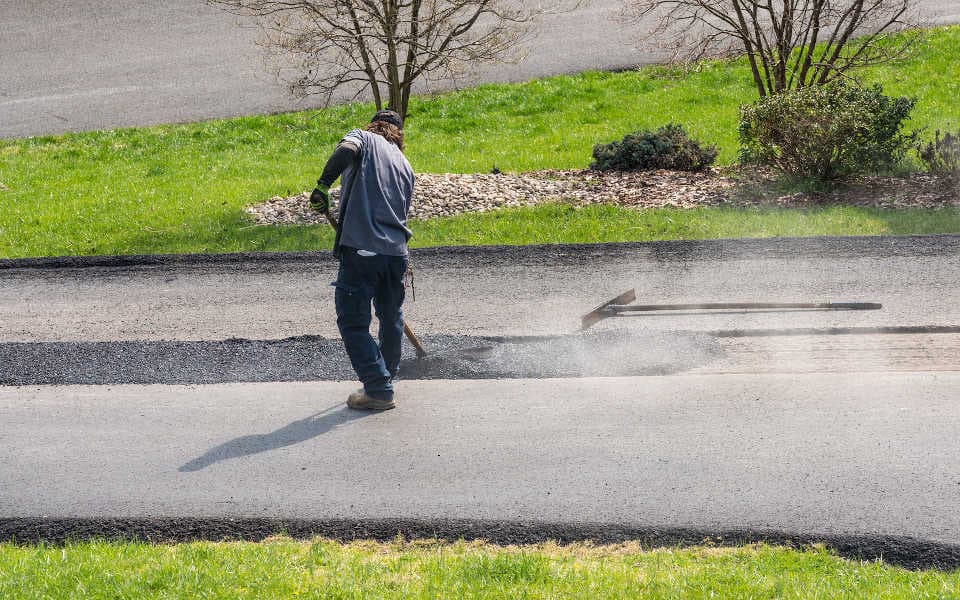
310,140,359,213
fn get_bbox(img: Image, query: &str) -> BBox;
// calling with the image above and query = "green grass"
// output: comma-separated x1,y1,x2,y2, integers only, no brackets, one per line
0,27,958,259
408,203,960,247
2,202,951,257
2,539,958,599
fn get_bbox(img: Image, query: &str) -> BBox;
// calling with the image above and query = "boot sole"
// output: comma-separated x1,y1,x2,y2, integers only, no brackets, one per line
347,398,396,411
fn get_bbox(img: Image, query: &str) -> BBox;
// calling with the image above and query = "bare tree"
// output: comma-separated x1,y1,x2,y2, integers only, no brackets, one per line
622,0,920,97
210,0,576,119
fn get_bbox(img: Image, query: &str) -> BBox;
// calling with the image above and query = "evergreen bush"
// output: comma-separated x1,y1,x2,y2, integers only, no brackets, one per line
591,124,717,172
738,83,917,180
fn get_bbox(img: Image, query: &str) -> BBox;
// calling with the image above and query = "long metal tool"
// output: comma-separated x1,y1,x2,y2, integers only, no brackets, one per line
324,209,428,358
582,288,882,330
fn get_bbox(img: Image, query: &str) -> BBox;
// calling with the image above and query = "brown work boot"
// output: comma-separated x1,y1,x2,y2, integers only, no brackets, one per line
347,388,395,411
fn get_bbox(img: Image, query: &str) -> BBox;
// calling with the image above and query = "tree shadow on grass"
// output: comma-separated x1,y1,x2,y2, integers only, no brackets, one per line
179,404,371,472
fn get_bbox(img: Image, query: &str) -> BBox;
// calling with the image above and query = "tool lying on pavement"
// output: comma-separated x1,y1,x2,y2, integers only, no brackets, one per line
581,288,882,330
324,209,428,358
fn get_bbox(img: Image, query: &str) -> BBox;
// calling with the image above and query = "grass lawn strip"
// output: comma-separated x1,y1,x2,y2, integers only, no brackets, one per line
0,27,957,259
1,539,958,598
407,203,960,249
180,203,960,254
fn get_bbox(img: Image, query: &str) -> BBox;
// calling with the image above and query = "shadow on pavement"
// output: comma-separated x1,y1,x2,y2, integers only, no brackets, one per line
178,404,371,472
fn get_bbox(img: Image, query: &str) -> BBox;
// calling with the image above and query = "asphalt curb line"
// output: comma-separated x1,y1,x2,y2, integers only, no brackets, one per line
2,234,958,271
1,518,957,571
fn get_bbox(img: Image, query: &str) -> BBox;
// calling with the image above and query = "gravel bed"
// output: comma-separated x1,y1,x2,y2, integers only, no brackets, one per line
245,169,959,225
0,330,721,386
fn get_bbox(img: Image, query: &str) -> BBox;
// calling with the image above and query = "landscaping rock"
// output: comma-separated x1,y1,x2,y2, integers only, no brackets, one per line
244,169,960,226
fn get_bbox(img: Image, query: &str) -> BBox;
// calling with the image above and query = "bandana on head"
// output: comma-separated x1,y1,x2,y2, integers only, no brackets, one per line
371,110,403,129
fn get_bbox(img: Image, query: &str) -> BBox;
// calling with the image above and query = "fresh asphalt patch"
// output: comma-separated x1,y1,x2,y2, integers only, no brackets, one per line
2,518,959,571
0,329,723,386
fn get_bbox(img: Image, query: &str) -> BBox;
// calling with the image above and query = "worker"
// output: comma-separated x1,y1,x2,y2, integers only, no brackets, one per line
309,109,414,411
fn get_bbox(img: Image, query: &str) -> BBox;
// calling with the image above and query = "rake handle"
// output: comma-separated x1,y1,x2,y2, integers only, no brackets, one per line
604,302,883,313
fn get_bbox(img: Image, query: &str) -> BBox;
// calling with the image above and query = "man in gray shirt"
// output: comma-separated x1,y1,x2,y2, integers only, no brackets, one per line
310,110,414,411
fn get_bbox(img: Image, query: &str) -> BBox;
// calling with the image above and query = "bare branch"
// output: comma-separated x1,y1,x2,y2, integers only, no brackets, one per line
620,0,920,94
209,0,581,117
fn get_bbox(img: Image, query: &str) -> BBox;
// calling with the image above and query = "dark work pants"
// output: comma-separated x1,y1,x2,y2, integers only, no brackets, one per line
334,247,408,399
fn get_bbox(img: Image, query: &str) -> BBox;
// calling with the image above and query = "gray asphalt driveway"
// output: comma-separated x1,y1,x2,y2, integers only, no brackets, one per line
2,373,960,568
1,236,959,565
2,236,958,342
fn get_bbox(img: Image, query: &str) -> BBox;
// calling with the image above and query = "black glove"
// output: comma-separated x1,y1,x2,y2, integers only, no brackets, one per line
309,185,330,213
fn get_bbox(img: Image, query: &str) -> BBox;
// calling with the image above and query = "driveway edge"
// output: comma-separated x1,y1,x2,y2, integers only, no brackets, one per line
2,234,959,271
2,517,957,571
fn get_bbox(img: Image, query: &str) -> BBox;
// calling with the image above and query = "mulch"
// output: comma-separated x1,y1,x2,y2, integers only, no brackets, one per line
244,168,960,226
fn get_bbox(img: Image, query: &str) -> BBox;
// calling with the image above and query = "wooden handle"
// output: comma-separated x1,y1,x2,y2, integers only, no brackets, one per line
404,323,428,358
323,209,339,229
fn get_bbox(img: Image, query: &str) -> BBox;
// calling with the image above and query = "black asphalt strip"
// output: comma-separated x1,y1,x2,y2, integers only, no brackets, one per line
0,330,723,386
2,234,958,274
1,518,957,571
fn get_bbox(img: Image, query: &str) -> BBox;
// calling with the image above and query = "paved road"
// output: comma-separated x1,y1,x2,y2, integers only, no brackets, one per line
2,0,958,138
2,237,957,341
2,237,960,564
2,375,959,554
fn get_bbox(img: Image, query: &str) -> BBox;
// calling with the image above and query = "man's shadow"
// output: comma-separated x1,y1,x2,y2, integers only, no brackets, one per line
179,404,371,472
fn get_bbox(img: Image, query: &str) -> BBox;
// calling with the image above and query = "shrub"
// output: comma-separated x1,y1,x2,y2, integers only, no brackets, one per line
590,124,717,172
738,83,917,180
917,129,960,174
